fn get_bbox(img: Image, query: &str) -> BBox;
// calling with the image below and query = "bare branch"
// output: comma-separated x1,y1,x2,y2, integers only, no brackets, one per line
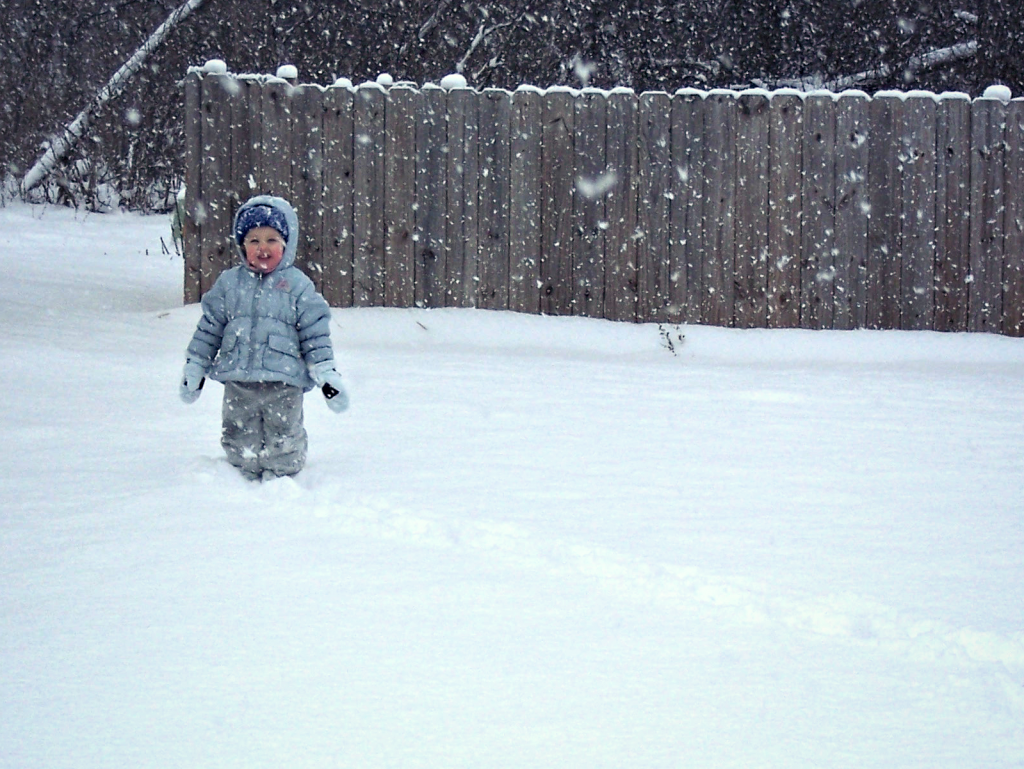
456,19,514,74
418,0,455,42
398,0,455,57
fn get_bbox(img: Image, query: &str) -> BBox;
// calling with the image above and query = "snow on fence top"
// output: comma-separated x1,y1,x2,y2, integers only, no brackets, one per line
181,65,1024,337
188,61,1007,103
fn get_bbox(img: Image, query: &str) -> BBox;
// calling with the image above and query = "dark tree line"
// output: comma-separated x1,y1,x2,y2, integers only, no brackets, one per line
0,0,1021,211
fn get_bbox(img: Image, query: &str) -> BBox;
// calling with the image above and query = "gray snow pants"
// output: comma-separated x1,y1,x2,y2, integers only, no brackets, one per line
221,381,307,479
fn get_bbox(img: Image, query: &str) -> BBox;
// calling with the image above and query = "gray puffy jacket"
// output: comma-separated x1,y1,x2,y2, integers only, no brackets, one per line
185,196,334,391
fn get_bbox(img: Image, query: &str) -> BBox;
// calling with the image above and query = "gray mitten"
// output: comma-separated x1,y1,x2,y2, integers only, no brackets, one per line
311,362,349,413
179,360,207,404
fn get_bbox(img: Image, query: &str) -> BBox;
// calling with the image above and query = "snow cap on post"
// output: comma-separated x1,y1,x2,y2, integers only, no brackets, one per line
982,84,1012,104
276,64,298,82
440,73,468,90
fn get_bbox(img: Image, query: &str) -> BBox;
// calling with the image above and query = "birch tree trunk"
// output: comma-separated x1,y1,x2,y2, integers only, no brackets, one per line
20,0,208,195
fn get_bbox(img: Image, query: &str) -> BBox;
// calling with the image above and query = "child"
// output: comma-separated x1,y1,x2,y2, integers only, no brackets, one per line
180,194,348,481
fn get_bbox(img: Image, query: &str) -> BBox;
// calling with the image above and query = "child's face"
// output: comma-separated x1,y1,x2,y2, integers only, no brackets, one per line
243,226,285,273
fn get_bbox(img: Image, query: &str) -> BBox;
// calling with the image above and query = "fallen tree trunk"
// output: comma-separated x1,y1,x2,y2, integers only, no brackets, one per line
21,0,208,195
774,40,979,92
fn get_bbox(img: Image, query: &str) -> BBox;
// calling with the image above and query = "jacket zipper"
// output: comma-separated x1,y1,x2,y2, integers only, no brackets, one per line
246,270,265,372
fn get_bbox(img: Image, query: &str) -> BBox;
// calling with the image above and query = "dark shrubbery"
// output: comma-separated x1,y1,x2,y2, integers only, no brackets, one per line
0,0,1018,211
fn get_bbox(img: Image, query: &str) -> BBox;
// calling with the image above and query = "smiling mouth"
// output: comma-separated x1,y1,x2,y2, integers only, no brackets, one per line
249,255,277,271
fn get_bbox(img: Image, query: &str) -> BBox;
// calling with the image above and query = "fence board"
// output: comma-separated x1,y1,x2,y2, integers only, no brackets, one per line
199,73,235,295
702,91,737,326
540,89,575,316
353,85,386,306
638,91,674,322
734,91,770,328
415,87,449,309
383,86,416,308
600,91,637,321
801,93,836,329
833,92,870,329
477,89,512,309
510,88,542,314
675,90,707,324
867,94,903,329
290,85,324,282
900,94,938,330
259,79,293,200
239,79,263,201
183,71,202,304
229,78,258,216
322,85,355,307
573,90,608,317
934,95,971,332
445,88,478,307
768,92,802,328
969,97,1007,332
1004,99,1024,336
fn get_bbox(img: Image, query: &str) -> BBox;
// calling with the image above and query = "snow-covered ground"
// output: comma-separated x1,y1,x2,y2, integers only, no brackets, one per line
1,201,1023,768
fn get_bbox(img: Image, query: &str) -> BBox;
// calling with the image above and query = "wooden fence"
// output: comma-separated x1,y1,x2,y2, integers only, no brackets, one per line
181,70,1024,335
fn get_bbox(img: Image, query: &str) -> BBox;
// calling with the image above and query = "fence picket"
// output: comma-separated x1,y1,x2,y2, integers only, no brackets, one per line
259,79,293,200
353,85,386,307
415,87,448,308
603,90,638,322
183,71,202,304
322,85,355,307
229,79,258,221
540,90,575,316
834,92,870,329
445,88,478,307
900,94,938,330
510,88,542,314
934,94,971,332
199,73,234,295
969,96,1007,332
290,84,324,282
801,93,836,329
637,91,674,322
734,91,770,328
867,94,903,329
240,79,263,201
384,85,416,308
1005,99,1024,336
573,90,608,317
702,91,737,327
477,89,512,309
676,90,707,324
768,92,802,328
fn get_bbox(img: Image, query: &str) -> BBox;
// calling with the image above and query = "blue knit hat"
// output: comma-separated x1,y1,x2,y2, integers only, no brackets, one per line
234,204,290,246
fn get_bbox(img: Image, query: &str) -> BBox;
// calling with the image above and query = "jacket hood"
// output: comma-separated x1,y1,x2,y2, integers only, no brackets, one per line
233,195,300,272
